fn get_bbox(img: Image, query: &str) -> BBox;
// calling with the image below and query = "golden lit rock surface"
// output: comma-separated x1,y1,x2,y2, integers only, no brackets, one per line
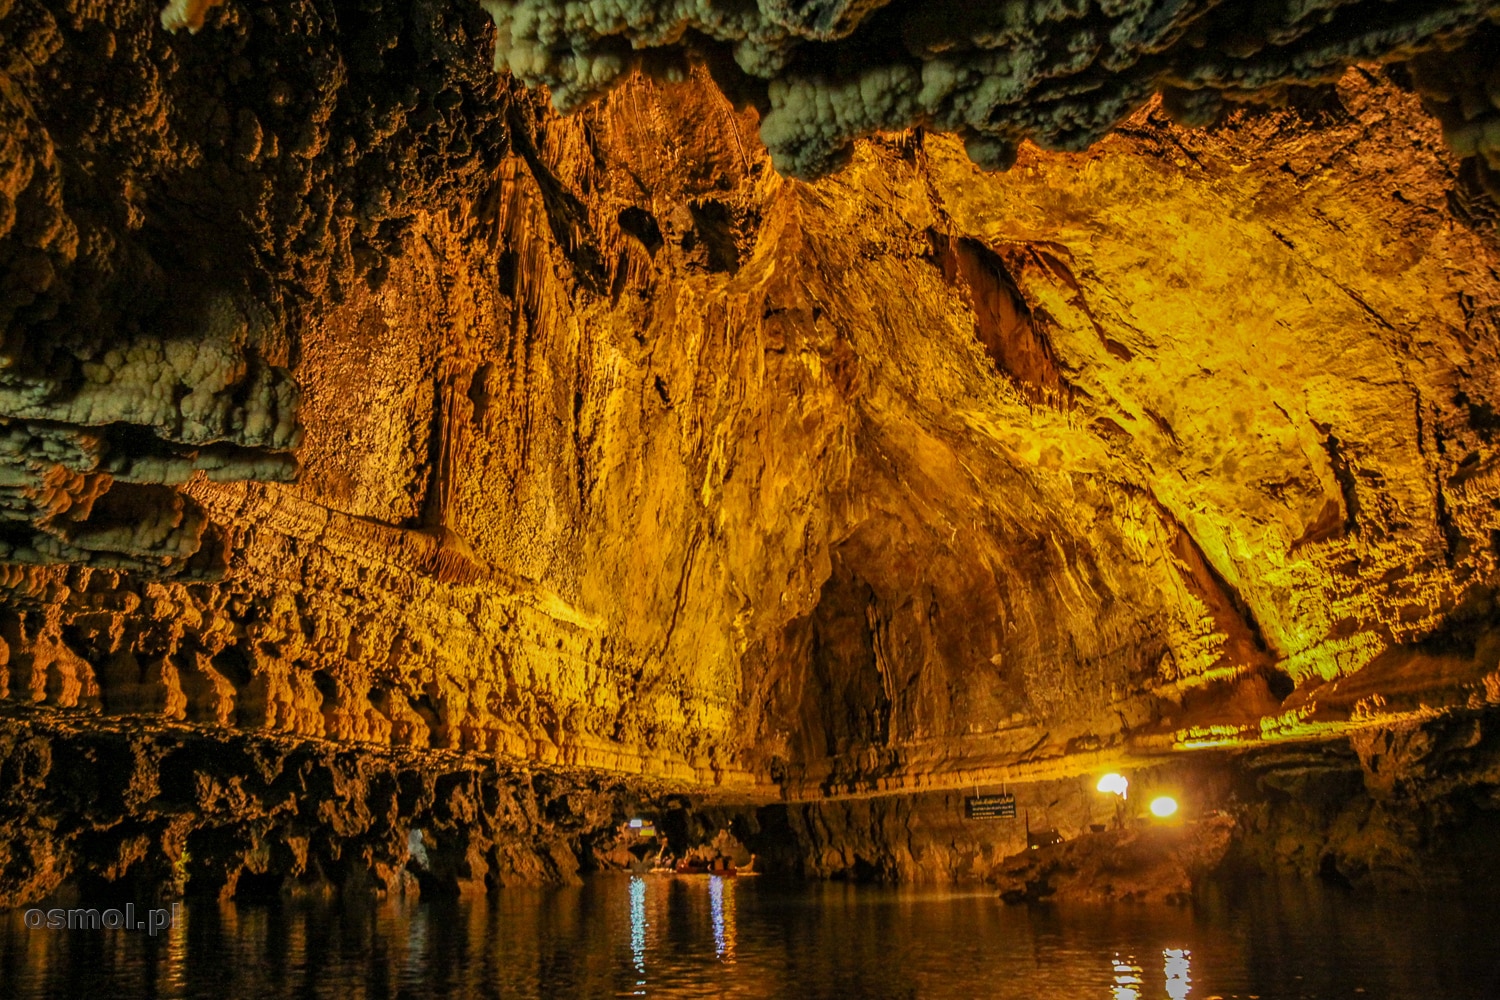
4,0,1500,898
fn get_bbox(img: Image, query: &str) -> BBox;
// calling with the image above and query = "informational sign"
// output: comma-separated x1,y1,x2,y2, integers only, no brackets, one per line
965,794,1017,819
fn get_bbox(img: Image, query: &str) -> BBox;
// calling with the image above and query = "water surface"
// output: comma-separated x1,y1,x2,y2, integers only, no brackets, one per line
2,876,1496,998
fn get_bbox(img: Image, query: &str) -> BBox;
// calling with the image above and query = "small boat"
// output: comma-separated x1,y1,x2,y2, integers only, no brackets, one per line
669,854,757,877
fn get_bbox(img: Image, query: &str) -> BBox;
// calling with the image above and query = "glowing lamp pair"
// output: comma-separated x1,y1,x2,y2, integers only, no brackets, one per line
1096,773,1179,819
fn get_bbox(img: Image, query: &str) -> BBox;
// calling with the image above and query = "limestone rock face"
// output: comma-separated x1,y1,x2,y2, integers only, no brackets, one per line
1227,710,1500,887
4,0,1500,898
0,0,507,574
0,708,657,908
676,707,1500,889
991,817,1238,905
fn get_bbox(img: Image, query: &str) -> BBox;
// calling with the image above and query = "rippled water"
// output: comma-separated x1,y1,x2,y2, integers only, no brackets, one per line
3,876,1497,999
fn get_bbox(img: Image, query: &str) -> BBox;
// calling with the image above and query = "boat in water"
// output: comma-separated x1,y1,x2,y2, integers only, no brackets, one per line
670,855,756,877
626,852,757,876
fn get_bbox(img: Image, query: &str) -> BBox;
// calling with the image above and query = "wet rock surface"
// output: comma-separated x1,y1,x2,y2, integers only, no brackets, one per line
2,705,1499,907
679,708,1500,892
1227,712,1500,888
0,706,669,908
990,817,1238,905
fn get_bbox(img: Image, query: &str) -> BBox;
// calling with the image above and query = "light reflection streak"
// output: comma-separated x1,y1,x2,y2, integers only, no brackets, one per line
1164,948,1191,999
629,876,647,994
406,899,429,983
709,876,737,962
1112,953,1144,1000
164,903,188,993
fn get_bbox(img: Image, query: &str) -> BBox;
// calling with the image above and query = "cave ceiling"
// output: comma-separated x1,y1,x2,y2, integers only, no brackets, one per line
2,0,1500,799
472,0,1500,179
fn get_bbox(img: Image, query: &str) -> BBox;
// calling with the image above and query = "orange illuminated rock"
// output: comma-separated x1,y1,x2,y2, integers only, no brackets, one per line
3,0,1500,893
992,816,1238,905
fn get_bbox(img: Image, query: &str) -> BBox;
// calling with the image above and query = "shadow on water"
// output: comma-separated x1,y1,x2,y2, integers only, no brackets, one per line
3,875,1499,998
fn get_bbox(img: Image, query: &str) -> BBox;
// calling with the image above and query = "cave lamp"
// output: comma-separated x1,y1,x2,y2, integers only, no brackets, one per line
1097,773,1129,798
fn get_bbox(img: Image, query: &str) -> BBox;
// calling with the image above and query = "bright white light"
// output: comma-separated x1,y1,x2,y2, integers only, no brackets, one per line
1112,954,1143,1000
1097,773,1129,798
710,875,727,959
629,818,643,829
1164,948,1191,1000
1150,796,1179,818
629,875,647,987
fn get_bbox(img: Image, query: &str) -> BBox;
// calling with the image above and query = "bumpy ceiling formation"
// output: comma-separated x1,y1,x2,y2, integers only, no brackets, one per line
477,0,1500,176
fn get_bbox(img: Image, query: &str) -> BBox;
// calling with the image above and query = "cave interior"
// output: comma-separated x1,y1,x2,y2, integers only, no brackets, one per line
3,0,1500,922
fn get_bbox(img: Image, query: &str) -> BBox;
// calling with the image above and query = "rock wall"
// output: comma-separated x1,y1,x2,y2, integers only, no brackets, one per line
4,0,1500,896
1,0,511,574
684,706,1500,891
0,705,663,908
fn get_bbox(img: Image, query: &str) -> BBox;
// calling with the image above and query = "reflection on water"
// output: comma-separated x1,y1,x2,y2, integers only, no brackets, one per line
709,876,735,963
2,876,1498,999
630,876,647,994
1111,954,1143,1000
1163,948,1190,1000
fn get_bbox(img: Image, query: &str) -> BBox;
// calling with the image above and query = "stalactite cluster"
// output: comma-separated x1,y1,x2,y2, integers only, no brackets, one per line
475,0,1500,176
